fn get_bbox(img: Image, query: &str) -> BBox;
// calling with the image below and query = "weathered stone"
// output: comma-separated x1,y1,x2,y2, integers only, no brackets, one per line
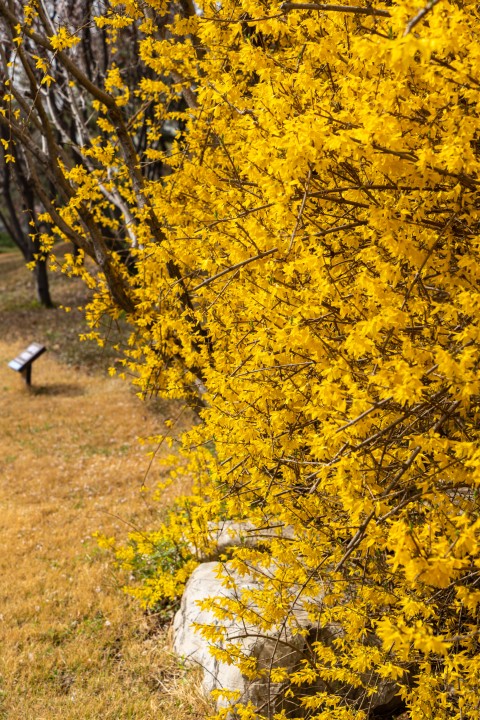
190,520,294,561
173,562,309,714
173,561,404,718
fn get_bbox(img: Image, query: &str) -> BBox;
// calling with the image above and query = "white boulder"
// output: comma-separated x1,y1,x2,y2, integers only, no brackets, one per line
173,560,404,718
173,561,308,715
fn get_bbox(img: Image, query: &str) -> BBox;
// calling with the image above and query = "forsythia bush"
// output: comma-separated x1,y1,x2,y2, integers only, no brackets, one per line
2,0,480,716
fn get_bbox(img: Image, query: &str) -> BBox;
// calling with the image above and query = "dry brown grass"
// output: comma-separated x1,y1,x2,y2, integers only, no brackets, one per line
0,251,212,719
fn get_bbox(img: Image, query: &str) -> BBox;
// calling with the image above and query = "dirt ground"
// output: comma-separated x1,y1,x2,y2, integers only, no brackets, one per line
0,251,209,719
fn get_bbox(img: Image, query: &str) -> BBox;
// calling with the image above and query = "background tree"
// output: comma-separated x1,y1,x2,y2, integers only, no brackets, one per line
0,119,53,306
0,0,180,309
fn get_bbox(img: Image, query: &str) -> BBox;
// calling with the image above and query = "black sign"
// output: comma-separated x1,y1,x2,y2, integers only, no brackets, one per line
8,343,46,385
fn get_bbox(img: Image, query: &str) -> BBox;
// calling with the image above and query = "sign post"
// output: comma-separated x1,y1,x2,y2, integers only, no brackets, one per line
8,343,47,387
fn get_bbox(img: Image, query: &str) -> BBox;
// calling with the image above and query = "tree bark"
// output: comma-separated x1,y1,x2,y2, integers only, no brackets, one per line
34,256,53,308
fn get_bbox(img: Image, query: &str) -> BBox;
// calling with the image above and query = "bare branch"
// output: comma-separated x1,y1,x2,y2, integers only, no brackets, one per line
280,2,391,17
401,213,456,309
336,397,391,433
404,0,442,37
192,248,278,292
287,168,311,255
312,220,367,238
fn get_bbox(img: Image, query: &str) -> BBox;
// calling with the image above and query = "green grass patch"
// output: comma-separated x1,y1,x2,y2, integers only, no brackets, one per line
0,231,18,253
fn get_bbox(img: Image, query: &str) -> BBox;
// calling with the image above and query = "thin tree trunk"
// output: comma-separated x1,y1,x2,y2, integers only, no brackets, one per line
35,256,53,308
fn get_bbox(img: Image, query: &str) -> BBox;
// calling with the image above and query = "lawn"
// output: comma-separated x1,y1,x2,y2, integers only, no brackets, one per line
0,250,210,719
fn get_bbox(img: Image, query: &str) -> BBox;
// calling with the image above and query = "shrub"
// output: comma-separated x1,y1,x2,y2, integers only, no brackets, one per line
2,0,480,716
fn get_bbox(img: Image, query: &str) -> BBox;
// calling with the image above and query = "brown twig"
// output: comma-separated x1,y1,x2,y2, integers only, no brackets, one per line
336,397,392,433
401,213,456,310
287,169,312,255
192,248,278,291
280,2,390,17
334,399,460,571
404,0,442,36
203,202,275,229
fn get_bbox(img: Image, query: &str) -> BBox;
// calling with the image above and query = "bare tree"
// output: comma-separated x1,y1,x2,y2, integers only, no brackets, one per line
0,0,183,308
0,123,53,306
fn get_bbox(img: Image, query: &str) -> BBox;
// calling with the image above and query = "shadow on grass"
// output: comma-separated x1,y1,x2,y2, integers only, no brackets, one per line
32,383,85,397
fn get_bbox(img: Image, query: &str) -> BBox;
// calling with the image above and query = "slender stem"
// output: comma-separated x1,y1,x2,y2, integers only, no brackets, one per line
192,248,278,291
404,0,442,36
280,2,391,17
